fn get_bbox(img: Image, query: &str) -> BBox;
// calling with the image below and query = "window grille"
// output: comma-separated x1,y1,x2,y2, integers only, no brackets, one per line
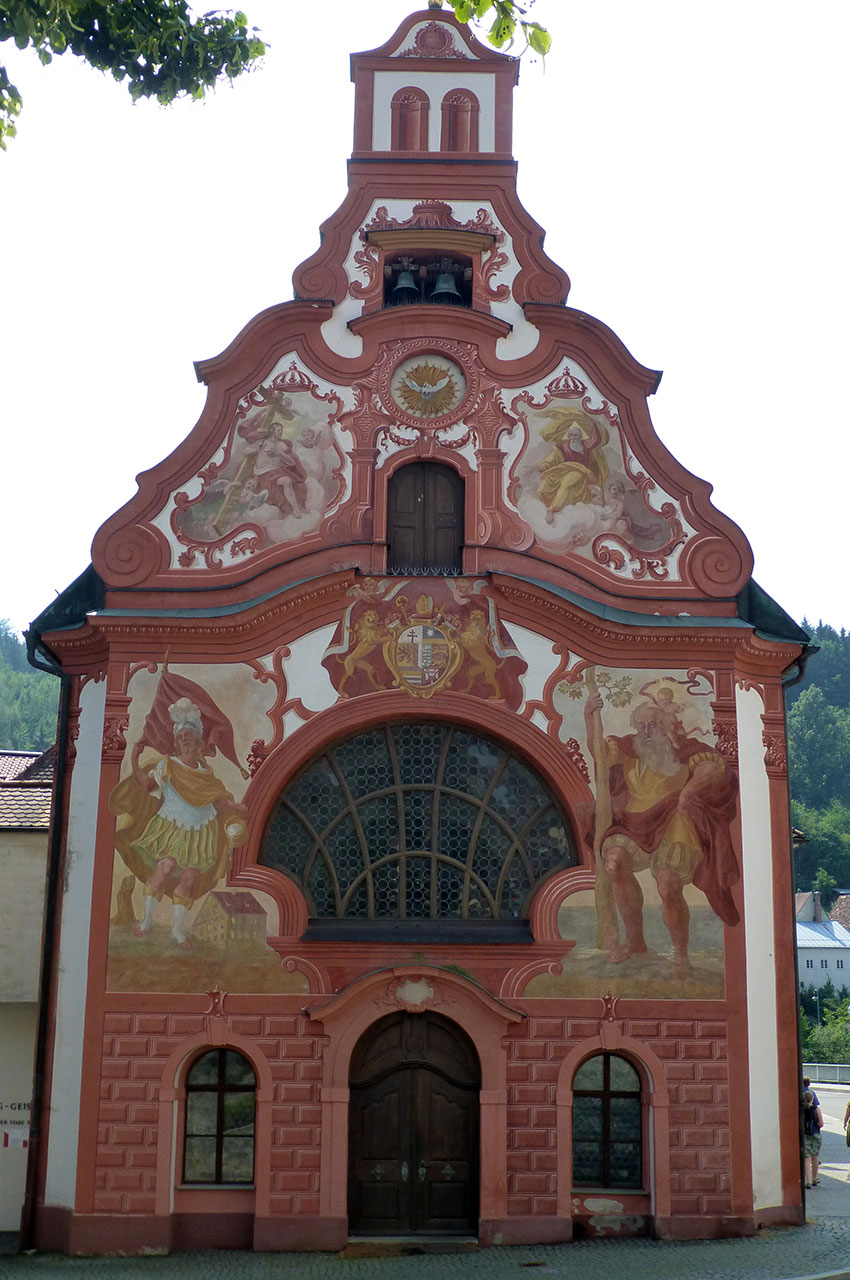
572,1053,643,1189
260,723,577,937
183,1049,255,1184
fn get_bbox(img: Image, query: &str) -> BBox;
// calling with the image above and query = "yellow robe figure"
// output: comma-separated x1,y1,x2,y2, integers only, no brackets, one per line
536,410,609,514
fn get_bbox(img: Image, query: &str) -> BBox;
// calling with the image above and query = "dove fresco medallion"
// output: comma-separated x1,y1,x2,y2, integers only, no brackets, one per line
389,354,466,421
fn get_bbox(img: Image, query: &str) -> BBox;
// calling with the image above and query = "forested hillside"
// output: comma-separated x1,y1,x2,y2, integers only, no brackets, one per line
787,623,850,895
0,620,59,749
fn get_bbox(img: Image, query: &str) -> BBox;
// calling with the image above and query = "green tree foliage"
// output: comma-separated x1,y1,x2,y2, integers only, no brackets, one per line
802,995,850,1065
788,622,850,713
792,800,850,891
447,0,550,55
0,0,266,148
0,1,550,149
787,627,850,894
0,621,59,750
788,686,850,812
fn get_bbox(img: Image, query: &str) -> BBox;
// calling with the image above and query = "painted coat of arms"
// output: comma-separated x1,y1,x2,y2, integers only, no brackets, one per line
322,578,526,707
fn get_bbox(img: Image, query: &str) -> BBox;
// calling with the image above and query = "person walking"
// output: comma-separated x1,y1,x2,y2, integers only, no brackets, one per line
803,1089,824,1187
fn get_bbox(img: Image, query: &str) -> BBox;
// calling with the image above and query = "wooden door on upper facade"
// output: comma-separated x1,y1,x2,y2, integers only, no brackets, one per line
386,462,464,574
348,1012,480,1236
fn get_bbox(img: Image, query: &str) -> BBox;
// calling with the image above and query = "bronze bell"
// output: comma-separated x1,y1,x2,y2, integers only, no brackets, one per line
391,269,420,305
429,268,462,304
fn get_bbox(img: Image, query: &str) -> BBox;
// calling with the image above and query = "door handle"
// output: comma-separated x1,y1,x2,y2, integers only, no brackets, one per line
418,1160,427,1182
400,1162,408,1182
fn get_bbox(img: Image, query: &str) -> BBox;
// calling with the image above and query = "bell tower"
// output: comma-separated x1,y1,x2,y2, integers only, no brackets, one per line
350,5,517,160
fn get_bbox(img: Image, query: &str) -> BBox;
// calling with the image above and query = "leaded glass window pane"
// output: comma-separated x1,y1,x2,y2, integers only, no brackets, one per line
574,1057,604,1090
443,730,501,797
610,1095,642,1140
572,1095,603,1141
610,1057,640,1092
573,1142,603,1185
186,1092,217,1136
610,1142,642,1187
572,1054,643,1190
183,1049,255,1185
224,1052,256,1087
403,788,432,852
334,730,393,797
406,855,431,917
259,723,578,922
221,1137,255,1183
187,1050,219,1087
184,1136,216,1182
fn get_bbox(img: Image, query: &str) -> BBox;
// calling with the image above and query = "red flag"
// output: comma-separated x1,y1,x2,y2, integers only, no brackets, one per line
141,670,246,775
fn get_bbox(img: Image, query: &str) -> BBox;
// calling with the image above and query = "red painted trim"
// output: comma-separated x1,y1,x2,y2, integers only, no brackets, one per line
555,1034,672,1220
350,9,520,70
307,965,520,1226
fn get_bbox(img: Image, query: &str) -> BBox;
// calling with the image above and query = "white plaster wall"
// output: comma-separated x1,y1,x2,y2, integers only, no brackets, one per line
372,71,496,152
736,682,782,1210
43,676,106,1209
501,622,557,712
282,625,339,715
797,948,850,990
0,831,48,1001
0,1003,37,1230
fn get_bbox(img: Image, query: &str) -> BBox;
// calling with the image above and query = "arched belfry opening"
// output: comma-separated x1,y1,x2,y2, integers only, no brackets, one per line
348,1012,480,1237
441,89,480,153
391,86,430,152
386,461,464,575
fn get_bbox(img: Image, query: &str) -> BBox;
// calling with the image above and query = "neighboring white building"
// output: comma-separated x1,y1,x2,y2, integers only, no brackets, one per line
0,748,53,1232
796,918,850,992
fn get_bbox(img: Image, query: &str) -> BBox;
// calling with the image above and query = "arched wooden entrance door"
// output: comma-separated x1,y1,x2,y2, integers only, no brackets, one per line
348,1011,480,1237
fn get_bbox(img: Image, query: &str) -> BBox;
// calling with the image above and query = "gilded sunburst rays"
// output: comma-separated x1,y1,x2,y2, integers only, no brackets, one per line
395,361,461,418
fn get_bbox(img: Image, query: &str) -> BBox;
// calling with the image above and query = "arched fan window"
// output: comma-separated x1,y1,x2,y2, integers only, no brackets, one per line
259,722,577,942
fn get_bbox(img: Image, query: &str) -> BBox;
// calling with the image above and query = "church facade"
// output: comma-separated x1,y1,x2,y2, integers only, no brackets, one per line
26,8,810,1254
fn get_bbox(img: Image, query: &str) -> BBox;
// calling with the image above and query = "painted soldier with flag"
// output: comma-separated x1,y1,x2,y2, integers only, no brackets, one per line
109,669,248,949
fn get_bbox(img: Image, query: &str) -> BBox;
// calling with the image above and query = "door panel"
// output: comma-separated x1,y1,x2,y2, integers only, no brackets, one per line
349,1072,411,1232
386,463,464,573
348,1012,479,1236
415,1071,478,1233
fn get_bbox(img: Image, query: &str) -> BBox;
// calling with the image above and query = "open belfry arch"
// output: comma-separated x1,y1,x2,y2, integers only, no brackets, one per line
26,6,811,1255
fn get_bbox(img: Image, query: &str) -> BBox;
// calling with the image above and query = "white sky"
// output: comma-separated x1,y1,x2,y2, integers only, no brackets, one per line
2,1,848,637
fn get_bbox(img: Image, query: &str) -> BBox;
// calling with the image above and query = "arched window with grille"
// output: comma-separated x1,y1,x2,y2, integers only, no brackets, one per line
259,721,578,942
572,1053,644,1189
182,1049,256,1185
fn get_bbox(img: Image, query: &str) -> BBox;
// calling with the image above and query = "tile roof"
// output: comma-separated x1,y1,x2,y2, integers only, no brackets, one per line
796,921,850,949
830,895,850,930
0,746,55,828
17,744,56,782
0,751,40,782
0,782,53,829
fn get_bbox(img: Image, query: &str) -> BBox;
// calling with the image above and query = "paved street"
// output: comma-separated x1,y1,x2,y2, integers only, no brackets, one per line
2,1086,849,1280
